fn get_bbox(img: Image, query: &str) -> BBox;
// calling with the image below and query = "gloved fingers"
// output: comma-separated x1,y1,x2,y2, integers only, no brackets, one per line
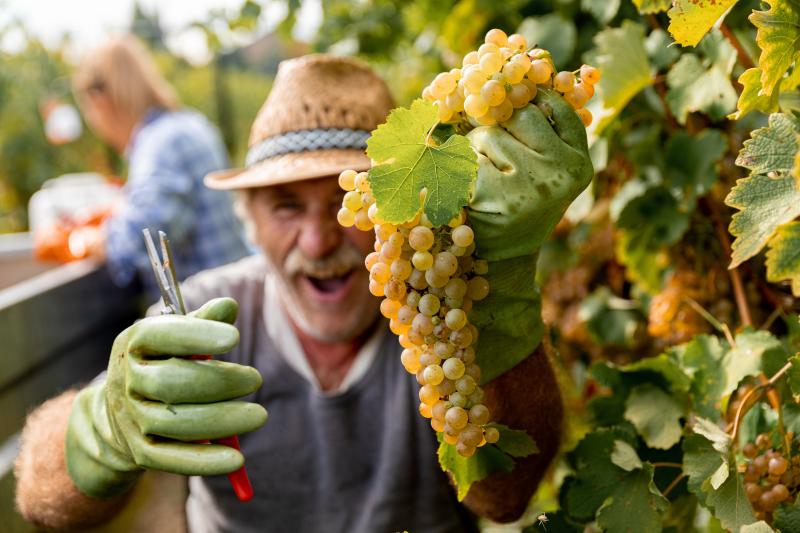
188,297,238,325
128,357,262,403
131,399,268,441
127,432,246,476
532,89,588,152
498,102,563,154
127,315,239,358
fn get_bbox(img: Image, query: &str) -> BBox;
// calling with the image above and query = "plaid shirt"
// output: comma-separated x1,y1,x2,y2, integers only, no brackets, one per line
105,109,251,299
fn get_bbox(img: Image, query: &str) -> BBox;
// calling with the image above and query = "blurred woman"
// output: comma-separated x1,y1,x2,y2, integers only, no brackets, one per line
73,35,250,297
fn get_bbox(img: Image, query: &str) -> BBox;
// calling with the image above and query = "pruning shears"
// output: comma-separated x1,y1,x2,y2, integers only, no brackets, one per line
143,229,254,502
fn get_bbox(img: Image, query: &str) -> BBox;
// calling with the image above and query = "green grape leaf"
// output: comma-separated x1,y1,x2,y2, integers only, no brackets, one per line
646,28,681,70
490,424,538,458
633,0,671,15
787,354,800,396
612,184,690,292
585,21,653,137
665,129,727,201
581,0,621,24
683,434,727,505
726,174,800,268
674,335,727,419
666,52,738,123
517,14,576,67
704,465,757,532
610,440,642,471
723,330,786,397
740,520,776,533
731,68,782,120
595,463,669,533
624,383,684,449
437,438,515,501
735,113,800,175
622,353,693,395
578,287,643,348
774,500,800,532
667,0,740,47
765,221,800,295
693,416,732,455
750,0,800,98
366,99,477,225
561,427,639,521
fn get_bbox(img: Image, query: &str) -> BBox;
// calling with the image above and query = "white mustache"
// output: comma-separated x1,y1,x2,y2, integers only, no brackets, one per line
284,244,363,279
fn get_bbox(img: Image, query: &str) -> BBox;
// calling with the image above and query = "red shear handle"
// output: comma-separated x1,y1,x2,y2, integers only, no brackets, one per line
191,355,254,502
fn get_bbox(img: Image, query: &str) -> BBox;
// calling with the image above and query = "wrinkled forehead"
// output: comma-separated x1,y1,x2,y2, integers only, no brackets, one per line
251,174,343,202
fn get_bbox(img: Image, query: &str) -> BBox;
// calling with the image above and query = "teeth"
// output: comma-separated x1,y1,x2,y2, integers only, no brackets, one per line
306,268,352,280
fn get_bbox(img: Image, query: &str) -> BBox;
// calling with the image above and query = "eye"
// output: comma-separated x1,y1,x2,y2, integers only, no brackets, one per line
272,198,303,218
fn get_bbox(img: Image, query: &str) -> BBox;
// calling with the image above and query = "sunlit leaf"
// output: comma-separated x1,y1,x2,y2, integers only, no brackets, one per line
668,0,740,47
731,68,782,120
624,383,684,449
766,221,800,295
750,0,800,97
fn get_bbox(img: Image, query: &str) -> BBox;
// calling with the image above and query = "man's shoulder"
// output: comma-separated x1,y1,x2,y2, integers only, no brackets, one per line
180,254,267,310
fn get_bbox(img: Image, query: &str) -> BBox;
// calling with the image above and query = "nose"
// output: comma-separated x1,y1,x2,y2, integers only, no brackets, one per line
297,206,342,259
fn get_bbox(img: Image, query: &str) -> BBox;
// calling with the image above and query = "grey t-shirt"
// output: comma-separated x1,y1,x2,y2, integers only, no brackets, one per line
177,255,477,533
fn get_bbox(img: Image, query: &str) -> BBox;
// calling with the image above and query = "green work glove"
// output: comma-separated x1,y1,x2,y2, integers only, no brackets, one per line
467,89,593,382
65,298,267,499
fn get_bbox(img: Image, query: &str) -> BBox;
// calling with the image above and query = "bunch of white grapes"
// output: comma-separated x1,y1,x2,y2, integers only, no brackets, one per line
337,169,498,457
422,28,600,127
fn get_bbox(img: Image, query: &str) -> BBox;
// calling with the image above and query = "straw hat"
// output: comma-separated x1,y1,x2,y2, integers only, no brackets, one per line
205,54,395,190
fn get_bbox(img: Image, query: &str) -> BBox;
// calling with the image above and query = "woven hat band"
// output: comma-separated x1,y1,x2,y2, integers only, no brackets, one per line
245,128,371,168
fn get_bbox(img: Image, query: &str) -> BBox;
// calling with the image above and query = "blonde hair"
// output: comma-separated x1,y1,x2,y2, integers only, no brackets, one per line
73,35,179,124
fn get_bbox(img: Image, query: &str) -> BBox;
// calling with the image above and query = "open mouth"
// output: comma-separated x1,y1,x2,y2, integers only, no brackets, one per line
299,269,356,302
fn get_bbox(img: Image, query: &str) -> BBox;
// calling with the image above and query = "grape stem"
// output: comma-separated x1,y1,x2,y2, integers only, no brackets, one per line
730,360,793,442
662,473,687,498
425,121,441,147
651,462,683,469
683,296,735,346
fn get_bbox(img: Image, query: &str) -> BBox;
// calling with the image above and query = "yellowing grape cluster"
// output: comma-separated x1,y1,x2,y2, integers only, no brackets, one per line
422,28,600,127
337,169,497,457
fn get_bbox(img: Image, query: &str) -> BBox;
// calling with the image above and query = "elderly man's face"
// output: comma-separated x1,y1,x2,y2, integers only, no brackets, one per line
248,175,379,342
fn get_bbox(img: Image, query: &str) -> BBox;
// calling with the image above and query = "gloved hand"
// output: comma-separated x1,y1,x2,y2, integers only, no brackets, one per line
467,89,593,382
65,298,267,499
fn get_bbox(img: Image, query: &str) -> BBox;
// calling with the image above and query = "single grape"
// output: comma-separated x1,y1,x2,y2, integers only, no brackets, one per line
754,455,769,475
456,442,476,457
745,482,762,502
419,403,433,419
446,406,469,430
462,66,487,93
381,298,402,319
446,91,465,112
435,252,458,277
490,99,514,123
756,434,770,450
422,86,435,102
502,61,527,84
510,51,531,70
338,169,357,191
370,262,391,284
478,43,501,58
354,172,370,193
380,241,401,261
760,491,778,513
465,363,481,381
769,457,789,476
469,404,490,426
419,350,441,368
553,71,575,93
473,259,489,274
580,64,601,84
507,83,531,108
443,357,466,380
409,226,435,251
445,308,467,331
464,94,490,118
412,313,435,336
384,279,406,301
424,364,445,386
391,258,412,280
438,379,456,396
456,375,477,395
354,209,373,231
743,443,758,459
460,347,476,364
481,80,506,107
425,269,449,289
432,72,457,96
744,464,760,483
449,392,468,408
450,327,473,349
418,293,441,316
527,59,553,84
462,51,479,66
444,278,468,299
337,207,356,227
484,28,508,47
436,101,454,122
564,83,591,109
467,276,490,300
577,108,593,127
507,33,527,51
443,433,458,445
419,384,440,405
401,348,422,374
434,340,455,358
408,268,428,290
460,424,483,447
412,251,434,271
479,53,503,75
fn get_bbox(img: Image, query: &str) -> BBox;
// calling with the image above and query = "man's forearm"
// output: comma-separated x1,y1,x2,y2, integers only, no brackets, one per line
462,334,563,522
14,390,133,529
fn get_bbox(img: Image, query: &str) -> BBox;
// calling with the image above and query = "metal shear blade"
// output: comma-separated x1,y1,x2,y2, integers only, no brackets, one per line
143,229,186,315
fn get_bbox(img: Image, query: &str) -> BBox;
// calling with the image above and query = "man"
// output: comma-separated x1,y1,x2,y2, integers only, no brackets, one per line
72,35,250,296
15,54,592,531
